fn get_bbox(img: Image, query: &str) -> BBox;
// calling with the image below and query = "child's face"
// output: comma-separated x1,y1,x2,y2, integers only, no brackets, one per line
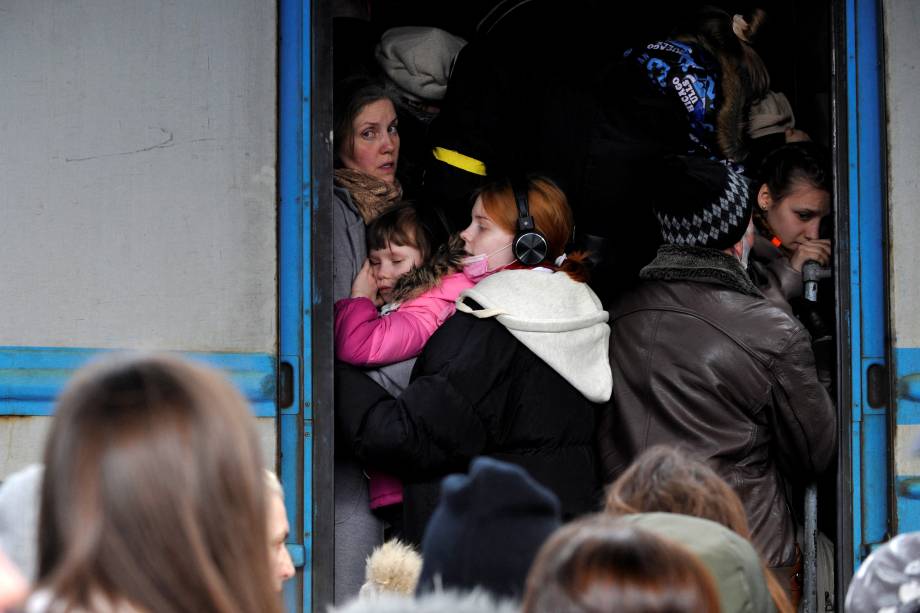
368,243,423,303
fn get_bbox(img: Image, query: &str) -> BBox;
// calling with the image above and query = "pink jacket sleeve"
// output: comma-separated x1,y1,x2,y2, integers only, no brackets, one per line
333,273,474,367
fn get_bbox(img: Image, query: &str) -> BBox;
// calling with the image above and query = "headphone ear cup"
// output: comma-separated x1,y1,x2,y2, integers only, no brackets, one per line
514,231,549,266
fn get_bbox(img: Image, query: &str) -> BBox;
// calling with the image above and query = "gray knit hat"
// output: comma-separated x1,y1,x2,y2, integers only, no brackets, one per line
375,27,467,102
653,155,752,250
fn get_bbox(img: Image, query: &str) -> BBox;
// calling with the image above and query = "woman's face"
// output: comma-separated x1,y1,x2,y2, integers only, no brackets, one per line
339,98,400,184
459,197,516,269
268,493,295,592
758,181,831,250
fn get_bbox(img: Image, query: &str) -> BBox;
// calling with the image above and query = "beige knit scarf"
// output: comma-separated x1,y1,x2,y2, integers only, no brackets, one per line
334,168,403,223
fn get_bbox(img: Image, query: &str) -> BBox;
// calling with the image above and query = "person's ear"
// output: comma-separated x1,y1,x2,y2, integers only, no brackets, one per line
757,184,773,211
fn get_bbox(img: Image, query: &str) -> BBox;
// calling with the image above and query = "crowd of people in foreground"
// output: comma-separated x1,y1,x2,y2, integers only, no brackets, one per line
0,354,912,613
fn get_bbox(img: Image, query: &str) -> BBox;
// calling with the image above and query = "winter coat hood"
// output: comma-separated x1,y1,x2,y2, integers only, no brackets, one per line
456,269,612,402
329,590,518,613
620,513,774,613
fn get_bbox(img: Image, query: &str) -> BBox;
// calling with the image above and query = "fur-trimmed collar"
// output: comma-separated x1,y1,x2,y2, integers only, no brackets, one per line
640,244,763,298
390,235,468,304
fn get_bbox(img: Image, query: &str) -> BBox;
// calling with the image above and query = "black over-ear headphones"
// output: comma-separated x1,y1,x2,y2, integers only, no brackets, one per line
511,177,549,266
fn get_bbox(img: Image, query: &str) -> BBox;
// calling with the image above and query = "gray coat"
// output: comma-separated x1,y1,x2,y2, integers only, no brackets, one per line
332,186,414,604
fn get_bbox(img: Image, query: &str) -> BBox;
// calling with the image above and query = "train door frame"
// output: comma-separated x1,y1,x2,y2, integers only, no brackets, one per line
278,0,335,609
833,0,892,601
285,0,896,610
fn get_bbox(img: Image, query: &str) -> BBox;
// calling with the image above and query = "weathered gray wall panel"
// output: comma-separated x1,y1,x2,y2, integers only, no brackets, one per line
0,0,277,352
0,417,276,481
885,0,920,346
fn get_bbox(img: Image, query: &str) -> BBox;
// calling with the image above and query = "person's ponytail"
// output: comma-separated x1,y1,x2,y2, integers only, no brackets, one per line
556,250,592,284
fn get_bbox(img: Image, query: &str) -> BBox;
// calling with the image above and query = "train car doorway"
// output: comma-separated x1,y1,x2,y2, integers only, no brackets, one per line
310,0,893,611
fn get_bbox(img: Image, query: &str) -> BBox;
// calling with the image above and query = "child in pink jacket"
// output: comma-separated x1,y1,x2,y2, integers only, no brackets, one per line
334,205,473,516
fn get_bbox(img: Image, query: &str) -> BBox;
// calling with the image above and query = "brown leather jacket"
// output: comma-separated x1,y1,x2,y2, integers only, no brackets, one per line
601,245,836,567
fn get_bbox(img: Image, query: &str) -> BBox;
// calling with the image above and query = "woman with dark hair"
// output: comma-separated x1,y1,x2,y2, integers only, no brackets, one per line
749,141,832,315
26,355,282,613
336,175,611,544
522,515,720,613
333,76,404,306
604,445,794,613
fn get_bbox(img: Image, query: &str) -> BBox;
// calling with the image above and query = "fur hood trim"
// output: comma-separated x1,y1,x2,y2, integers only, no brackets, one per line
329,589,519,613
358,540,422,598
391,235,467,304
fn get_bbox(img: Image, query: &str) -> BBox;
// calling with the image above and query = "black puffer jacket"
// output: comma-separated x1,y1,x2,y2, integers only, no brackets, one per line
600,245,836,567
336,301,605,545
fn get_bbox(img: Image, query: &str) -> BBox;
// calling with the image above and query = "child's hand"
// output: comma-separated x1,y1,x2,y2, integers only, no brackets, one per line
351,260,380,303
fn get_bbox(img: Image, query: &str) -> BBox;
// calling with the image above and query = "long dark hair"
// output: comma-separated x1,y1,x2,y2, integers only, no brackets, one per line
756,141,831,202
37,354,283,613
522,514,720,613
673,6,770,161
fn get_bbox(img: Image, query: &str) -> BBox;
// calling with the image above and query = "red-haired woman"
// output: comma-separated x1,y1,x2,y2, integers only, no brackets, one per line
336,176,612,544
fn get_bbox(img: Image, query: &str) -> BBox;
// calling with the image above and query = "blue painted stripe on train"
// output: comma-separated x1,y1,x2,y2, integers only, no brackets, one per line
894,348,920,534
0,347,276,417
846,0,864,567
896,476,920,534
895,347,920,424
847,0,889,565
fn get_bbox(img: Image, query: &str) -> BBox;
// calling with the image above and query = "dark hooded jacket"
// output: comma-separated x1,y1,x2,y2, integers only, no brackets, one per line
337,268,611,545
600,245,836,567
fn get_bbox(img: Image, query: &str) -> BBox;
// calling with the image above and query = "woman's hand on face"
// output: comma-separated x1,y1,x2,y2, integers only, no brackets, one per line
789,238,832,272
351,260,380,303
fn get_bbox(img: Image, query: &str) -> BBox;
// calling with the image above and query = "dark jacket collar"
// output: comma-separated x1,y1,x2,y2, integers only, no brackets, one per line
640,244,763,298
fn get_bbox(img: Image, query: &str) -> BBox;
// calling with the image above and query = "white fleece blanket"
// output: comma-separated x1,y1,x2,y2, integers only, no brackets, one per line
456,269,612,403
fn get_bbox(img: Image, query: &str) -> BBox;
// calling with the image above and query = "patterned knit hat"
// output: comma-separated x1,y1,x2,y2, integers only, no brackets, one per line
653,156,752,250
